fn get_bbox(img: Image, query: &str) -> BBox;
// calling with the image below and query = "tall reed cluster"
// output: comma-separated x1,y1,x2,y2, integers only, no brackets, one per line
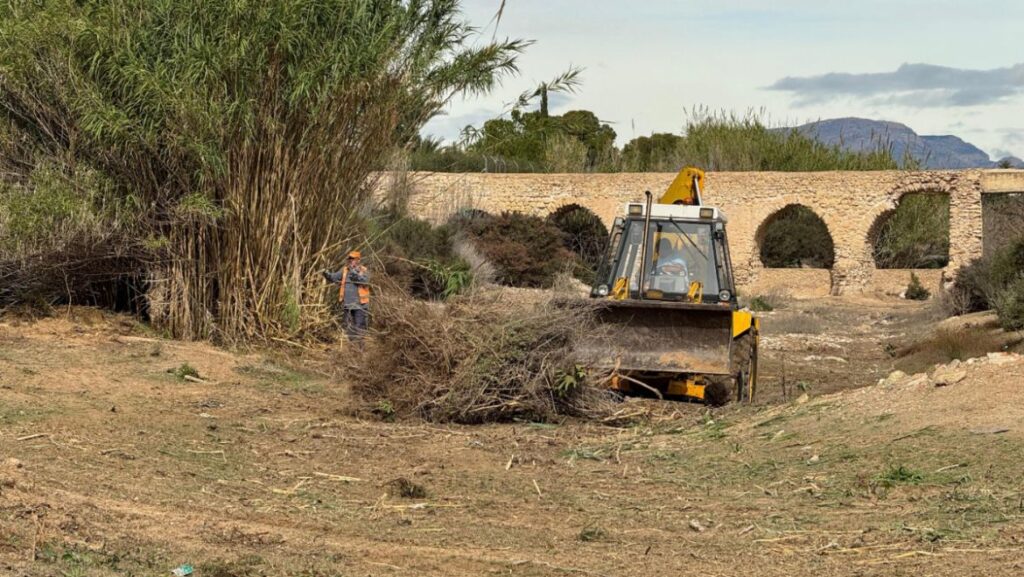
0,0,523,341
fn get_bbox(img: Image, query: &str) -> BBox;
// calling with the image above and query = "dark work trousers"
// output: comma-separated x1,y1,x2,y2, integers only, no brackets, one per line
343,307,368,341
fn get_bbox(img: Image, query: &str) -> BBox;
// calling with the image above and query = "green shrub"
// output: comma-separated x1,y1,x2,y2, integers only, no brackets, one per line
946,257,997,314
459,211,573,288
988,238,1024,288
905,273,930,300
170,363,200,381
947,237,1024,317
373,215,471,300
546,204,608,285
994,278,1024,331
759,205,835,268
873,194,950,269
748,295,775,312
419,259,473,300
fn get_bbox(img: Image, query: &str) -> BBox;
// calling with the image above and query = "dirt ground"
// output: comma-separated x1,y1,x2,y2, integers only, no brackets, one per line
1,298,1023,577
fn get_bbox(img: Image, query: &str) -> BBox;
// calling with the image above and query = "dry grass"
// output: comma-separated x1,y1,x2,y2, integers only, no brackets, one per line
743,287,787,312
764,312,824,335
896,326,1006,373
4,307,1024,577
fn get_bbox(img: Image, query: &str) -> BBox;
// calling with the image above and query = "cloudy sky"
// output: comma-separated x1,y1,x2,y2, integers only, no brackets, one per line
424,0,1023,160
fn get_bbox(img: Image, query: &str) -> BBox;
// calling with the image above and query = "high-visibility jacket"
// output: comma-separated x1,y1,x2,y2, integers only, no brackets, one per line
339,266,370,305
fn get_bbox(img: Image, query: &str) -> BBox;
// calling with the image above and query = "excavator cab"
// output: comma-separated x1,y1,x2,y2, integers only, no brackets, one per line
596,205,734,304
579,168,759,405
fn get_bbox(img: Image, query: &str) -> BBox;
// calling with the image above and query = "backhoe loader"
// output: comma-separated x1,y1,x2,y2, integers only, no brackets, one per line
580,167,759,405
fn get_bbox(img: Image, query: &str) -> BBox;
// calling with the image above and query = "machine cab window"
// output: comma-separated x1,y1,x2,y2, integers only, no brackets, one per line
601,208,734,304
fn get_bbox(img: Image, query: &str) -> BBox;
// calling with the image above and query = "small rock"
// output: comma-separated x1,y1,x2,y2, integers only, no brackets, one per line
794,393,810,405
881,370,906,387
904,374,931,388
688,519,706,532
807,455,820,464
4,458,23,469
933,369,967,387
987,352,1019,366
947,359,961,370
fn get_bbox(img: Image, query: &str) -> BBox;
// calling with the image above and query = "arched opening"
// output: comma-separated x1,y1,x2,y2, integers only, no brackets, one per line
870,192,949,269
547,204,609,284
757,204,835,268
446,208,493,229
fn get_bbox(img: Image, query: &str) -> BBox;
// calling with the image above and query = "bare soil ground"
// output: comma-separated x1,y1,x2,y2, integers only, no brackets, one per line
2,299,1023,577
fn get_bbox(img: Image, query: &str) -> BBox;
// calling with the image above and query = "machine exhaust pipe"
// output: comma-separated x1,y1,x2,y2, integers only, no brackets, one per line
636,190,654,300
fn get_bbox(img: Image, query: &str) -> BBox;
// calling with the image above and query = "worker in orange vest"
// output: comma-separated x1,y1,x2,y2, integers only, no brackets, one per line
322,250,370,341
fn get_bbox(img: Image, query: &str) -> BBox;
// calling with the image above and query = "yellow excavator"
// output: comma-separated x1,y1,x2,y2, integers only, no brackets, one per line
579,167,759,405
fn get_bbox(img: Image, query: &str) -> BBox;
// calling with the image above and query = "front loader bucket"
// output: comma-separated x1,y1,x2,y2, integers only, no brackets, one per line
578,301,733,376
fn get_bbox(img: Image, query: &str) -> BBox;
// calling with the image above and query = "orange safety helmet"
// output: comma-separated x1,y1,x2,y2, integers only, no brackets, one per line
347,250,362,259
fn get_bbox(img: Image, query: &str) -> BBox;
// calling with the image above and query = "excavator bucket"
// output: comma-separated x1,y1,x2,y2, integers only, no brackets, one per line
578,300,733,376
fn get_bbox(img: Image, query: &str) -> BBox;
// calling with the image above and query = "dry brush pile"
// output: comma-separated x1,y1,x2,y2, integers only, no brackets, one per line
351,286,617,424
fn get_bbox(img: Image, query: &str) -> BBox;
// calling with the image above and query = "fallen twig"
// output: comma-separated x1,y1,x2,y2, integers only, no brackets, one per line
17,433,48,442
186,449,226,462
617,374,663,400
313,472,364,482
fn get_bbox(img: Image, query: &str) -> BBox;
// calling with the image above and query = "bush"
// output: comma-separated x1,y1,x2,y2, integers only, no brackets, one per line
946,238,1024,323
372,215,472,301
945,258,996,315
872,194,950,269
352,291,615,423
989,238,1024,288
759,205,835,268
748,295,775,312
546,204,609,285
994,278,1024,331
459,211,573,288
905,273,930,301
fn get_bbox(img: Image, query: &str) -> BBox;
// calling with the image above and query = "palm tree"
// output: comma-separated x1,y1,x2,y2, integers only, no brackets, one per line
516,66,584,117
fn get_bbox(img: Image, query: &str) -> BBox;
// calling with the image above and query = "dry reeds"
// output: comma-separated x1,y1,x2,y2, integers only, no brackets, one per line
351,286,616,424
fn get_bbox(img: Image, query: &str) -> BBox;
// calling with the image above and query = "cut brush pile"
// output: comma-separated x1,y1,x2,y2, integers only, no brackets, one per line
352,289,617,424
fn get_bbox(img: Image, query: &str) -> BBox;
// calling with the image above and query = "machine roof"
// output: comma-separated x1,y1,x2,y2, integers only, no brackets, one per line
622,202,728,223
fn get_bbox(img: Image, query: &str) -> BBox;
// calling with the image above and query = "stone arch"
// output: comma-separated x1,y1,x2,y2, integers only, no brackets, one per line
868,190,950,269
755,204,836,269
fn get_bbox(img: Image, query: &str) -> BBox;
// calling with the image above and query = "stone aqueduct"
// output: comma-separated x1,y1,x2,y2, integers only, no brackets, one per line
391,170,1024,297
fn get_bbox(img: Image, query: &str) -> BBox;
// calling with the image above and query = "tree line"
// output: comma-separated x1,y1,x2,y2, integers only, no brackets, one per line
410,107,911,173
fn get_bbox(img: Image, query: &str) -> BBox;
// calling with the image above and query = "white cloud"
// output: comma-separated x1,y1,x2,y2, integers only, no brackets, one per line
768,63,1024,108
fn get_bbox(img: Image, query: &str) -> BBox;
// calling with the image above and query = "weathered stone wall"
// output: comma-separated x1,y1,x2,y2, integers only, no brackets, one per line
390,170,1024,295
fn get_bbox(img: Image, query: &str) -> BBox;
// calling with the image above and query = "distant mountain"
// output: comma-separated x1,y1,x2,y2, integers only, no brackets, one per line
781,117,1008,169
996,155,1024,168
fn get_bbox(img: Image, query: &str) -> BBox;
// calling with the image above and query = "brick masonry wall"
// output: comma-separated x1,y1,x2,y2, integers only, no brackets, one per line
387,170,1024,295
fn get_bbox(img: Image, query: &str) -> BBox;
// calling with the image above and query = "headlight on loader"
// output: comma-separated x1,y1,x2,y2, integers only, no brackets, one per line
718,289,732,302
596,284,610,297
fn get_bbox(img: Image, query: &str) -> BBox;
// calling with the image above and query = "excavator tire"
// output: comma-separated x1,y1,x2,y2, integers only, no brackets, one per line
704,378,731,407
